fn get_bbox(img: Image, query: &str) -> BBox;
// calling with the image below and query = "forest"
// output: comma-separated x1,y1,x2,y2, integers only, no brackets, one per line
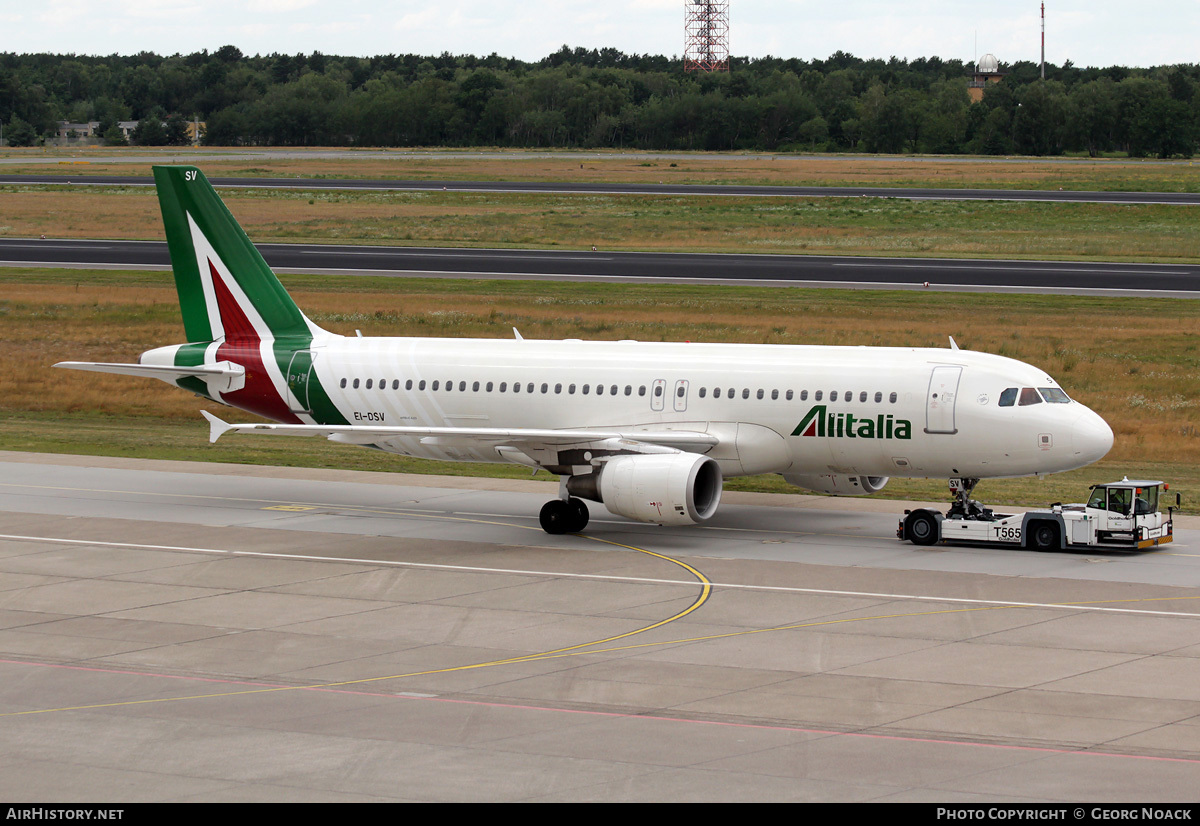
2,45,1198,157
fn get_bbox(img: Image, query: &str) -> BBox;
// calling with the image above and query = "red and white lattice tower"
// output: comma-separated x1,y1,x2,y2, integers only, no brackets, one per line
684,1,729,72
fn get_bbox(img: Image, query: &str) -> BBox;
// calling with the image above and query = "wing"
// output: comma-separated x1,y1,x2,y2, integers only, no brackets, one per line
200,410,718,468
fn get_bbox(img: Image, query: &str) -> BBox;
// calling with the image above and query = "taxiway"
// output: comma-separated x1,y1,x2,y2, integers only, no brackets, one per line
1,451,1198,801
3,238,1198,296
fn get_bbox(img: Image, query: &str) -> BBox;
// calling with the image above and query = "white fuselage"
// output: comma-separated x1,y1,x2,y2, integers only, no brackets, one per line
288,334,1113,481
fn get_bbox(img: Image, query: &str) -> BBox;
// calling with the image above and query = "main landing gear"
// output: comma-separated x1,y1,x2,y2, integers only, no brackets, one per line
539,497,590,534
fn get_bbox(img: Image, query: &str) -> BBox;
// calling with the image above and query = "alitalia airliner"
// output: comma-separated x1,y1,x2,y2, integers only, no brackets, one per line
56,166,1114,534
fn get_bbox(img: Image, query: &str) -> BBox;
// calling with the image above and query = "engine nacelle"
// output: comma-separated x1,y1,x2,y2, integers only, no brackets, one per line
783,473,889,496
567,453,723,526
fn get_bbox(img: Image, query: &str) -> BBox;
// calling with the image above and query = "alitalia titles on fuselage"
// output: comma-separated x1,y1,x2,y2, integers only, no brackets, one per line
791,405,912,440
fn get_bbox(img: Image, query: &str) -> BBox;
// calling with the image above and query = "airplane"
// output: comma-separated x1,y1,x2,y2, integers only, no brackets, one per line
55,166,1114,534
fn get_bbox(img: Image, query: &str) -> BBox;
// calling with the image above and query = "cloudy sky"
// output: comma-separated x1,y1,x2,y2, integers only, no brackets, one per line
4,1,1196,69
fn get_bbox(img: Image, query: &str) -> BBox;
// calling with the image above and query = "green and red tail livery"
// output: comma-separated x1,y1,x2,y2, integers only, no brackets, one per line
152,165,316,344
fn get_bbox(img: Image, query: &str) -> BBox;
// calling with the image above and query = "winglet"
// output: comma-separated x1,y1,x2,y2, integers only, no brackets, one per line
200,410,232,443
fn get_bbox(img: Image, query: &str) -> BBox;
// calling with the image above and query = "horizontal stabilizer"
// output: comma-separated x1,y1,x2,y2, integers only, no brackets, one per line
55,361,245,382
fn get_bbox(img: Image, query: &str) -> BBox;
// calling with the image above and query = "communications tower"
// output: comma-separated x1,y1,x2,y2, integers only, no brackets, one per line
684,1,729,72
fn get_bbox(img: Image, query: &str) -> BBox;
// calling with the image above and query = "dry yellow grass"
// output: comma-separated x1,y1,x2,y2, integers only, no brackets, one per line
6,146,1200,191
4,188,1200,262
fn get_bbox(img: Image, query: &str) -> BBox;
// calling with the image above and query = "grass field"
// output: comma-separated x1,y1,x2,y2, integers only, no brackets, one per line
4,185,1200,262
5,145,1200,191
3,267,1197,511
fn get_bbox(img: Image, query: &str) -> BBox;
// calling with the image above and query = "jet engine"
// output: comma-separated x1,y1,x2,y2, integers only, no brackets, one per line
783,473,889,496
567,452,722,525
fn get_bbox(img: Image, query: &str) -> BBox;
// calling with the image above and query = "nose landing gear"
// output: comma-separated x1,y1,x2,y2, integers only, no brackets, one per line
946,477,992,520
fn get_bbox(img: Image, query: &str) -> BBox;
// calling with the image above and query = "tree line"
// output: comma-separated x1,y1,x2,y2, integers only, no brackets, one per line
2,45,1198,157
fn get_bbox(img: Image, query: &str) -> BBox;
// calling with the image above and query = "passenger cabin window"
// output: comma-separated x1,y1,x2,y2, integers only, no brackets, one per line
999,387,1018,407
1019,387,1042,406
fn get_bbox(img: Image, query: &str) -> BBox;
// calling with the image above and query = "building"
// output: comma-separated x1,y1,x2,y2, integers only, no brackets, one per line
968,54,1005,103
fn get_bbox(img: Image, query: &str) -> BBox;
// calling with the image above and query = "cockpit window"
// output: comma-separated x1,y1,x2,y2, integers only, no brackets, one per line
1038,387,1071,403
998,387,1018,407
1018,387,1042,406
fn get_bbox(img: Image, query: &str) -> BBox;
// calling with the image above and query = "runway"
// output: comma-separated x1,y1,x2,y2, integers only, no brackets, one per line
2,451,1198,801
5,172,1200,205
4,237,1200,296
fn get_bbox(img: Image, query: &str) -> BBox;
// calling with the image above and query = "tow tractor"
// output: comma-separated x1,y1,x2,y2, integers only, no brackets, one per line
898,477,1178,551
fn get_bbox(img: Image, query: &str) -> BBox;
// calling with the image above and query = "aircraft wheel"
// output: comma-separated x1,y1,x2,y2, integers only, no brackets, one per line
568,497,589,532
540,499,579,535
907,511,939,546
1030,522,1059,552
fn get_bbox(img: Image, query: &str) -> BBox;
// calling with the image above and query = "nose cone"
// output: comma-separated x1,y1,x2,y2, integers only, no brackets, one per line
1072,407,1114,466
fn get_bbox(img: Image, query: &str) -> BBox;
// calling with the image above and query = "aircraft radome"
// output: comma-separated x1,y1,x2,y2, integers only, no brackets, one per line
56,167,1114,534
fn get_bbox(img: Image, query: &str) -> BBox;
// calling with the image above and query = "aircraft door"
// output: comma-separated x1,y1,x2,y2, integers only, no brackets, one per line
673,379,689,412
651,379,666,412
925,365,962,434
285,350,315,414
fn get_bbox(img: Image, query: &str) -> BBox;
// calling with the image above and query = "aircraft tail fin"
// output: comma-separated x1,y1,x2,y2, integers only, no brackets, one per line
153,166,319,343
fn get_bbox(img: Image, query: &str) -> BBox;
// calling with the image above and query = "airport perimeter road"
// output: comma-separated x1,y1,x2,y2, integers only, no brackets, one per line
4,172,1200,205
1,451,1199,801
3,236,1199,295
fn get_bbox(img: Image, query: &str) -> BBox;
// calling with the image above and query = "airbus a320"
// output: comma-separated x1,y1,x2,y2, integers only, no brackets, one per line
56,167,1114,534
